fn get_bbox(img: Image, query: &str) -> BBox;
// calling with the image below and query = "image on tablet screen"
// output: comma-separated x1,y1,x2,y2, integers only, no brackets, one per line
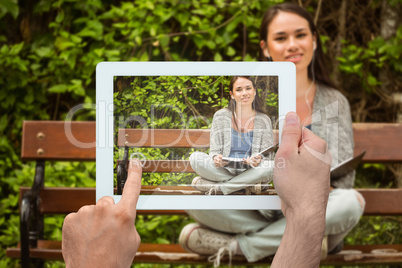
113,75,278,196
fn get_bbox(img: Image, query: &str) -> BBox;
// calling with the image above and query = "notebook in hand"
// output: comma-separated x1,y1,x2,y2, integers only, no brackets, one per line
222,143,279,166
258,143,279,157
330,150,366,179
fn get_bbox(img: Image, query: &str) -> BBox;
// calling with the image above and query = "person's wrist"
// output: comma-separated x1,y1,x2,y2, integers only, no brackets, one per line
286,207,326,234
279,206,326,267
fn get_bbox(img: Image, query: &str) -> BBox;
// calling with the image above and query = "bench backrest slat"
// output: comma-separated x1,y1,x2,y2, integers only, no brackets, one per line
141,160,193,173
353,123,402,162
22,121,96,161
358,189,402,215
118,129,211,148
22,121,402,162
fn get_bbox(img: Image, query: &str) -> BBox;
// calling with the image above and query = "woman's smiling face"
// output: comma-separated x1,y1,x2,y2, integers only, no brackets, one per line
262,11,316,74
230,77,256,107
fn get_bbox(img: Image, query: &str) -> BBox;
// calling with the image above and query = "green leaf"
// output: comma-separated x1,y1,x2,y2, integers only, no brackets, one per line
156,237,170,244
0,0,19,19
139,52,148,61
35,47,54,58
146,221,159,230
48,84,68,93
0,115,8,132
193,36,204,49
206,40,216,49
55,10,64,23
226,16,241,32
55,37,75,50
70,34,82,44
77,20,103,40
177,12,190,26
367,75,378,86
145,1,155,10
9,42,24,55
0,89,6,101
226,46,236,56
112,22,127,29
69,79,85,96
378,44,388,54
88,20,103,35
135,36,142,46
0,44,8,54
214,53,222,61
352,63,362,72
159,35,169,48
337,57,346,63
78,28,97,39
24,90,34,104
150,27,156,37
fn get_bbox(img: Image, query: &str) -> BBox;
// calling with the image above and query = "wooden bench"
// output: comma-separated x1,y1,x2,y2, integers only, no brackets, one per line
6,121,402,267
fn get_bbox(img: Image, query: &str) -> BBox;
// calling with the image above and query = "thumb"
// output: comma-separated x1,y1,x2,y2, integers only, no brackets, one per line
277,112,302,158
300,127,333,166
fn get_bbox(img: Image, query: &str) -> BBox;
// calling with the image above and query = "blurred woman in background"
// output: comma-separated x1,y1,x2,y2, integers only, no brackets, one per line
179,3,365,266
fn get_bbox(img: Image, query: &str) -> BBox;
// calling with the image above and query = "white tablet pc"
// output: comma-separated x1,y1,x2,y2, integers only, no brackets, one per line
96,62,295,210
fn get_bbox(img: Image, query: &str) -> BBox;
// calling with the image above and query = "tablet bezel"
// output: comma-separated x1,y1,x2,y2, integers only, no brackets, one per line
96,62,295,209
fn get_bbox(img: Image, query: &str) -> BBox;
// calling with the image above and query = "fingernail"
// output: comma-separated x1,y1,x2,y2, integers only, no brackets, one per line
130,159,142,169
286,112,299,125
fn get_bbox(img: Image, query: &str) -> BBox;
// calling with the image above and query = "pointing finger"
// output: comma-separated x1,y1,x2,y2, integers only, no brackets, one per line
118,159,142,217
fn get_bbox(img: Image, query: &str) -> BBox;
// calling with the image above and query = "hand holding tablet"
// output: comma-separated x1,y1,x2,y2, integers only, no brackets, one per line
62,159,142,267
271,112,331,267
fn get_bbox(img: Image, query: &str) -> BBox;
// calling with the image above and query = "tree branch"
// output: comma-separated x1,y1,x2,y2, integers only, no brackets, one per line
314,0,323,25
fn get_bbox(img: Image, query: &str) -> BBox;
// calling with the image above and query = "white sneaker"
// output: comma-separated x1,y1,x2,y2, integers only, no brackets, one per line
245,182,262,195
191,177,221,193
321,235,328,260
244,182,271,195
179,223,234,255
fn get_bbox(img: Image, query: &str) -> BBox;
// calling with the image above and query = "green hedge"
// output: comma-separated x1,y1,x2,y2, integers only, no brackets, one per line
1,0,401,267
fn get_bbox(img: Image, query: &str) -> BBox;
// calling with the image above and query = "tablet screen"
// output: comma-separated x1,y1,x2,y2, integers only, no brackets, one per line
96,62,295,209
114,75,277,189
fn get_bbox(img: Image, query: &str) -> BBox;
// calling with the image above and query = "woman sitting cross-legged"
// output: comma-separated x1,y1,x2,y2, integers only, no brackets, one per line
189,75,275,195
179,4,365,267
